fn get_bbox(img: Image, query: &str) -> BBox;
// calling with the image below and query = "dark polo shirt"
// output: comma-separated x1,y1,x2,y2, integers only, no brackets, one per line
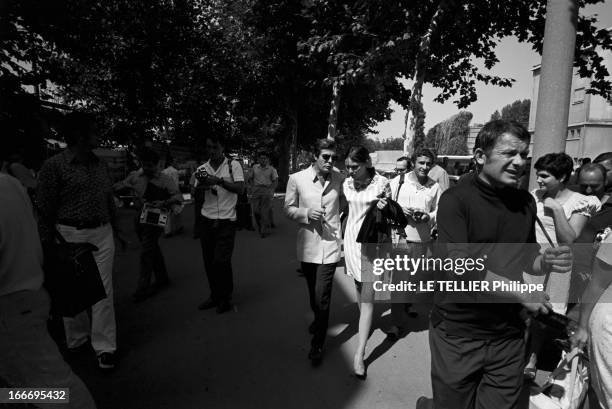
432,174,540,339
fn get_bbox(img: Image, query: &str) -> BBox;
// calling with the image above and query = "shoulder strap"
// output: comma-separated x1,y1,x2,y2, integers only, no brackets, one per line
394,174,405,201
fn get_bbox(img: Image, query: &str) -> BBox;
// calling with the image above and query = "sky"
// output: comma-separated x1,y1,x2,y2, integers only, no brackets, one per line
368,2,612,140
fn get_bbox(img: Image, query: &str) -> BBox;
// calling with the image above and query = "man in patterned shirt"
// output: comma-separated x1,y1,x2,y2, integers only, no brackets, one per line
37,112,118,370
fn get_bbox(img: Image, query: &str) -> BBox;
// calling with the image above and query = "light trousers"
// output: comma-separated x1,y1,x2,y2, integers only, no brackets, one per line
57,223,116,355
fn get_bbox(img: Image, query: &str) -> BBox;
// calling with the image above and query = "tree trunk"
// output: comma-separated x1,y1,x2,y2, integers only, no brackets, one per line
403,1,446,155
277,108,298,190
326,80,341,141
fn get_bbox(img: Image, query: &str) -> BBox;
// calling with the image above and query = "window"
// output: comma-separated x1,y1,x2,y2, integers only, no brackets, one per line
573,87,585,104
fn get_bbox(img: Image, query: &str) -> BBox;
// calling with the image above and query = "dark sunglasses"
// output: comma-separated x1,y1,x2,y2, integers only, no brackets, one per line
394,168,408,172
321,154,339,162
346,164,361,171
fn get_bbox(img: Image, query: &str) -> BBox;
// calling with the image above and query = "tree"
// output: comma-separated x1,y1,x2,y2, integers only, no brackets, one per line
489,99,531,128
424,111,472,155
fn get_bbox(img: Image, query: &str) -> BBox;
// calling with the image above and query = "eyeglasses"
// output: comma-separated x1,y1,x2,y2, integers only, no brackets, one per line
346,164,361,171
394,168,408,173
321,154,339,162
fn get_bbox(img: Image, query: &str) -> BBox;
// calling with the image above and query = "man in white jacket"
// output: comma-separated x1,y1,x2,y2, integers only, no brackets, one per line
284,138,345,364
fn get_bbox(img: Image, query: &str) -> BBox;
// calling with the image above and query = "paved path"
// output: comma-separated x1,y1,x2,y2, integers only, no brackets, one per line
66,199,434,409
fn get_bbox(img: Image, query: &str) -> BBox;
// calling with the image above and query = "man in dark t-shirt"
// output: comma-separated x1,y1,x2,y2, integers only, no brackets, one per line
430,120,573,409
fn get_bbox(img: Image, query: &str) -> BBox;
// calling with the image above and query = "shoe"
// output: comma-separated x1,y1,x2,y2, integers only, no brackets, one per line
198,298,217,310
308,321,316,334
353,353,366,380
216,301,232,314
416,396,434,409
97,352,115,370
384,325,402,340
308,346,323,364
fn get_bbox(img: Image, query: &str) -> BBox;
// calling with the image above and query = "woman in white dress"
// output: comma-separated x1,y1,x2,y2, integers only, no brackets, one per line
343,145,391,379
524,152,601,379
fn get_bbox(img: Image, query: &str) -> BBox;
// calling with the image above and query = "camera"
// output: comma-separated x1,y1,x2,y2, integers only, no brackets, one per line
195,168,208,181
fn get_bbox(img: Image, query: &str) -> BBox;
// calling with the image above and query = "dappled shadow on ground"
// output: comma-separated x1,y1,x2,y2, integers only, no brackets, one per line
57,200,432,409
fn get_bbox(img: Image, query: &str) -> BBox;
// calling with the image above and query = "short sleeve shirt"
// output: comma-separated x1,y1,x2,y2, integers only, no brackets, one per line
197,158,244,220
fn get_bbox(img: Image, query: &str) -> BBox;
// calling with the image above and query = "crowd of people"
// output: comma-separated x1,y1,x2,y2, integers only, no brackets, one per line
2,113,612,409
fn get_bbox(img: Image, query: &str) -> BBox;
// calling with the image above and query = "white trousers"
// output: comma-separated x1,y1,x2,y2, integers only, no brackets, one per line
57,223,116,355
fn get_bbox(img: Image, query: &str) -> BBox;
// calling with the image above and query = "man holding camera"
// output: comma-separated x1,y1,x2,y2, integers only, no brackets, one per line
114,148,182,302
195,136,245,314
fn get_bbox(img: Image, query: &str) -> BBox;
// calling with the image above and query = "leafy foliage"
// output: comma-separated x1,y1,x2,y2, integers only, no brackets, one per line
489,99,531,128
424,111,473,155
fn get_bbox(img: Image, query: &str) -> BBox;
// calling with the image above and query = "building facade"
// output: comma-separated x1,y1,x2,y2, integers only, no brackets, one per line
528,46,612,160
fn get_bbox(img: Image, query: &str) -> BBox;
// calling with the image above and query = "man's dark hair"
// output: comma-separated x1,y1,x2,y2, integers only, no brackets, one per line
206,135,225,147
64,111,97,147
578,163,607,184
594,152,612,164
314,138,337,157
534,152,574,184
139,147,160,164
474,120,530,154
346,145,371,164
581,157,591,165
396,156,409,163
411,148,435,164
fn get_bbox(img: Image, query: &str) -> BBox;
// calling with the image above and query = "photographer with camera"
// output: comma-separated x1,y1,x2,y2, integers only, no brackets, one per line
194,136,245,314
114,148,182,302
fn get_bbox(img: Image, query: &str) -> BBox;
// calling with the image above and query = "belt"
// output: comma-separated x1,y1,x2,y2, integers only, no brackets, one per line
57,219,107,230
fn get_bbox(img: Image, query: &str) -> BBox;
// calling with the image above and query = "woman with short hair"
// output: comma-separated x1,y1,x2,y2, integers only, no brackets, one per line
524,152,600,379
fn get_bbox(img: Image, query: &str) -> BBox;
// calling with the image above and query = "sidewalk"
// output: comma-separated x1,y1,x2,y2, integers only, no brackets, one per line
65,201,433,409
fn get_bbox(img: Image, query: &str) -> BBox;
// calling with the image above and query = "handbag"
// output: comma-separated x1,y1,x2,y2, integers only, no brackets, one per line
529,348,589,409
43,229,107,317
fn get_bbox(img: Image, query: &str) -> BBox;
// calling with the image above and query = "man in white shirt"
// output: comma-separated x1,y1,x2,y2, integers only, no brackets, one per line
249,152,278,238
195,137,245,314
284,139,345,364
387,150,441,336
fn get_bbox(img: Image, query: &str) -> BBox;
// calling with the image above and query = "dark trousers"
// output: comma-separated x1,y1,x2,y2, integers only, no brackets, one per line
429,322,527,409
200,218,236,303
136,223,168,291
301,262,336,348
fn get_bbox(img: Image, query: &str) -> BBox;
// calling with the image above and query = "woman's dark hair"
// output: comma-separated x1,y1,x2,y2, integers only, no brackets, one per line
534,152,574,184
314,138,337,157
63,111,97,146
346,145,371,165
411,148,435,163
474,120,530,154
139,147,160,164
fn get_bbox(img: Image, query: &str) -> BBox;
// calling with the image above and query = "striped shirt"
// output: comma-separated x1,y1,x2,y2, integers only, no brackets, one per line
343,173,389,282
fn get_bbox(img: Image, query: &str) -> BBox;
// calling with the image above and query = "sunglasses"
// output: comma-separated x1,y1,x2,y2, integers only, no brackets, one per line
394,168,408,172
346,164,361,171
320,154,339,162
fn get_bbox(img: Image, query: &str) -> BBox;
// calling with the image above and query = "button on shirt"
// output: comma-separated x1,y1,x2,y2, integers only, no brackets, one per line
389,172,441,242
284,166,345,264
196,158,244,221
37,149,115,225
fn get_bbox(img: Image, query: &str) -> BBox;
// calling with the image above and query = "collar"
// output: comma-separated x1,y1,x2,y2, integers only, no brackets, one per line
406,171,434,189
206,157,228,172
309,165,331,183
63,148,100,164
